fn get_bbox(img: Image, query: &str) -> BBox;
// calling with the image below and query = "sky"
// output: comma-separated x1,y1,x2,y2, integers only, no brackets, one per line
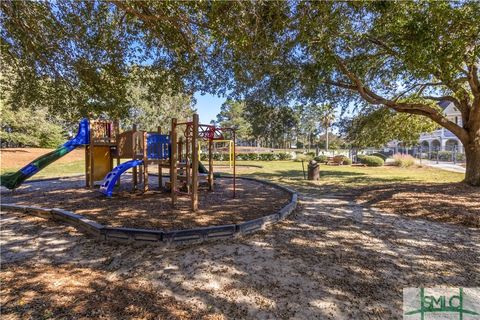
193,91,345,133
193,92,225,124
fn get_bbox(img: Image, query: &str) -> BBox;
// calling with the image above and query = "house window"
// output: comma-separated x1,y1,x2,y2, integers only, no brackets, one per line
455,116,458,124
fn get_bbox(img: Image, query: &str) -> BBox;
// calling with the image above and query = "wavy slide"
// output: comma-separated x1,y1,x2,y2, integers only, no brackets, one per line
1,119,90,190
99,159,144,197
99,160,210,197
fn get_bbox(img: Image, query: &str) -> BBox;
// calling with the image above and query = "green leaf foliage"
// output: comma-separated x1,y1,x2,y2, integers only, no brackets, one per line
342,108,438,148
358,155,385,167
216,100,252,141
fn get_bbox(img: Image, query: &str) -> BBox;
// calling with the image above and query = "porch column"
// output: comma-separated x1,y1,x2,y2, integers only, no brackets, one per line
440,139,447,152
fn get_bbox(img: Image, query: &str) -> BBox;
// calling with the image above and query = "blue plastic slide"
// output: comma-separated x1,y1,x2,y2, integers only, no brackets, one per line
99,159,144,197
1,119,90,190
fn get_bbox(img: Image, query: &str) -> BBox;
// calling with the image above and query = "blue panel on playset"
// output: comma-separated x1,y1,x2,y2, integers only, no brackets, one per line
146,133,171,160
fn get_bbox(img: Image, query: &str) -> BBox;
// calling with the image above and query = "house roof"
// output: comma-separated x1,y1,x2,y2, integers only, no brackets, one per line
438,100,451,109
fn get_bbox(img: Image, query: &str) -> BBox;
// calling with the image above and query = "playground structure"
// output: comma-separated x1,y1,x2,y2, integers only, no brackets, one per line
99,114,236,211
169,114,236,210
98,123,170,196
0,114,236,212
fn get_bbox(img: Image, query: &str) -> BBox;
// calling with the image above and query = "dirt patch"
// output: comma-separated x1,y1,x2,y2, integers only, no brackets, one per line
1,148,84,169
1,176,291,230
356,182,480,227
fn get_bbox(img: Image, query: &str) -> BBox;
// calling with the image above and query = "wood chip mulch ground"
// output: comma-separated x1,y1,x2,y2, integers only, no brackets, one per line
1,176,291,230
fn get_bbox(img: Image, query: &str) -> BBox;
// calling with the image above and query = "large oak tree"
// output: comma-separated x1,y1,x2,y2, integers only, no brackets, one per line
2,1,479,185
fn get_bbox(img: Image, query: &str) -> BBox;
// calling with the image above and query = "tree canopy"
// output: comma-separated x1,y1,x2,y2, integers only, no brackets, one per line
341,109,438,148
1,1,479,184
216,100,252,141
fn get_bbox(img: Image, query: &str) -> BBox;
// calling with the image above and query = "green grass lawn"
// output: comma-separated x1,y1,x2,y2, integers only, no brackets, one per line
1,160,85,179
214,160,464,194
2,159,464,187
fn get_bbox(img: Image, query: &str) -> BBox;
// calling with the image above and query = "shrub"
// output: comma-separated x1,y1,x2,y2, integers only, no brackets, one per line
342,157,352,165
258,153,276,161
212,153,223,161
234,153,255,161
306,151,316,157
249,153,259,161
294,154,314,162
360,155,384,167
371,152,387,161
277,152,292,160
392,154,415,167
356,154,368,163
435,151,466,162
314,155,328,163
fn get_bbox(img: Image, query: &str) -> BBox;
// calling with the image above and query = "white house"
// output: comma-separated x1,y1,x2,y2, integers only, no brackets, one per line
385,101,464,155
418,100,464,153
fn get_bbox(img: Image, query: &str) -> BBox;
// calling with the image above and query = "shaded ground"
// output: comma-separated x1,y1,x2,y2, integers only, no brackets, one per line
1,187,478,319
0,214,223,320
357,183,480,228
239,164,474,228
1,163,478,319
1,176,290,230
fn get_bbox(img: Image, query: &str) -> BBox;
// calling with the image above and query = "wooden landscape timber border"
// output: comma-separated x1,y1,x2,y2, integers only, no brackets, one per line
1,176,297,246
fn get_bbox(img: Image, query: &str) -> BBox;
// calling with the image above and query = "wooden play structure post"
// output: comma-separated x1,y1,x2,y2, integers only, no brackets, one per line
115,120,121,186
233,129,236,198
192,114,199,211
157,126,162,189
208,139,213,191
86,123,94,188
170,118,178,206
185,135,190,194
132,124,138,191
143,131,148,193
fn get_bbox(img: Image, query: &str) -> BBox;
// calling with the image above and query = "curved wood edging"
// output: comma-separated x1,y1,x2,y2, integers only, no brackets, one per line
1,176,297,246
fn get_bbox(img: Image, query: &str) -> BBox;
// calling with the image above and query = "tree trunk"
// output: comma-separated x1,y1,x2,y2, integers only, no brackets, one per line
464,139,480,186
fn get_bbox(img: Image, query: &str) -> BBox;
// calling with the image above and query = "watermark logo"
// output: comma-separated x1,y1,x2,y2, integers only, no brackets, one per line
404,287,480,320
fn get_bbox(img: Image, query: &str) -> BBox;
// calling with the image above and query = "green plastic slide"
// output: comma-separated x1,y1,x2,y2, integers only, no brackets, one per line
1,119,89,190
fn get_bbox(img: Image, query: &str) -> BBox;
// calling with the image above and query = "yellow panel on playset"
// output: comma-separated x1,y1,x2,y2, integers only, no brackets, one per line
92,146,112,181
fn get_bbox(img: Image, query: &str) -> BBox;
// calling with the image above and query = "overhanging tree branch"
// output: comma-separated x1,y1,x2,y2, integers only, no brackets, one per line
324,48,470,143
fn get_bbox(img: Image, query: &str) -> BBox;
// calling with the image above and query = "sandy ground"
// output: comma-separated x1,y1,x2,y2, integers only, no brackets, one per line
1,176,290,230
1,184,478,319
1,148,85,169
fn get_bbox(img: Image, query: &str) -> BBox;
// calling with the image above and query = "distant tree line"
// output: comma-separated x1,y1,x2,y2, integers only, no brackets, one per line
215,99,347,151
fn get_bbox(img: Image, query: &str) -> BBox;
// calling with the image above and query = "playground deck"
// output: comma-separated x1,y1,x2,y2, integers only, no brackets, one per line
1,175,291,231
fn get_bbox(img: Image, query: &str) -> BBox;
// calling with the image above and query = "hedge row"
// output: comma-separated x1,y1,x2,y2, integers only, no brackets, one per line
313,155,352,165
200,152,294,161
435,151,466,161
